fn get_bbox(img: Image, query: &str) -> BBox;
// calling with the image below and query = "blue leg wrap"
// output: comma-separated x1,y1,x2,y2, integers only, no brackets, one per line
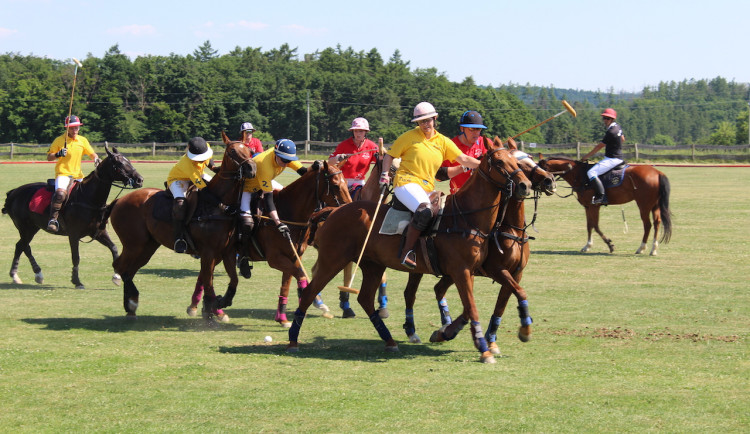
339,291,350,302
472,320,489,353
369,312,393,342
438,298,452,326
442,316,468,341
403,309,415,336
288,308,306,342
312,293,324,308
485,315,502,343
518,299,533,327
340,300,350,310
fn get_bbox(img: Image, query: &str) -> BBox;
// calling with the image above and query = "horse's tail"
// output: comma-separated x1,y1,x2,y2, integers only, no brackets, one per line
307,206,337,248
2,188,18,215
99,199,119,231
658,173,672,244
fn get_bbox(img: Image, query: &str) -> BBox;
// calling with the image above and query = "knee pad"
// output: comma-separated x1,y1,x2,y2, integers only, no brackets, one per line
412,203,433,231
53,190,66,203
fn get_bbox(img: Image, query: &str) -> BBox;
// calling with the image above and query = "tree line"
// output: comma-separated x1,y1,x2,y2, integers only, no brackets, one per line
1,42,748,147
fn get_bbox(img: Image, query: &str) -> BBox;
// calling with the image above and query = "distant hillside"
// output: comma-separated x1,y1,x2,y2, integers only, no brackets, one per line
495,83,641,105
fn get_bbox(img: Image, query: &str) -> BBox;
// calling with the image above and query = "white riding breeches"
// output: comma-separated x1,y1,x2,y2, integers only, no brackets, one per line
54,175,78,191
587,157,623,179
394,183,431,212
169,180,190,198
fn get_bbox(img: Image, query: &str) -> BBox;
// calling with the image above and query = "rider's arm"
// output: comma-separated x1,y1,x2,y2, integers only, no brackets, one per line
263,192,281,225
454,154,480,169
582,143,605,161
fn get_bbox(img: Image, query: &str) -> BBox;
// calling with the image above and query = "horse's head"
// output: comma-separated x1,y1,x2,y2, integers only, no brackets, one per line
510,150,556,196
220,131,257,180
479,148,532,200
308,160,352,207
538,157,581,188
102,144,144,188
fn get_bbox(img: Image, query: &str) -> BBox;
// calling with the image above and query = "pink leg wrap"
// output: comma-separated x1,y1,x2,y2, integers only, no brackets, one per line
298,279,308,289
192,284,204,305
276,295,289,322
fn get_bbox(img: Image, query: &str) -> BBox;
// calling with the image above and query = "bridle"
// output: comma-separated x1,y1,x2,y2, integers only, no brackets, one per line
217,144,255,181
313,162,345,210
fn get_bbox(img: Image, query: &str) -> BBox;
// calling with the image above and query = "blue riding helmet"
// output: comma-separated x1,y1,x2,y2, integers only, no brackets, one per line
459,110,487,129
274,139,299,161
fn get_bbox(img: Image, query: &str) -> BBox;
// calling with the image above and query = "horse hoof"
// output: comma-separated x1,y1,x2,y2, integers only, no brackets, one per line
186,305,198,317
75,284,85,290
650,250,658,256
217,313,230,323
321,310,334,319
518,328,532,343
378,307,389,319
35,272,44,284
488,342,501,355
125,313,137,320
408,334,422,344
480,352,497,364
342,307,356,318
280,321,292,328
429,330,445,343
385,344,399,352
112,273,122,286
11,273,22,284
286,343,299,353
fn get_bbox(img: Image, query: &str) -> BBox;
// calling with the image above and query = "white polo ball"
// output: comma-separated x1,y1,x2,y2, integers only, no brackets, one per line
264,335,273,343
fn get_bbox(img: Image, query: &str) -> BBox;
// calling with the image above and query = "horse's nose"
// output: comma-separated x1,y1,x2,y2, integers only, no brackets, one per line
517,180,531,198
545,178,557,195
134,175,144,188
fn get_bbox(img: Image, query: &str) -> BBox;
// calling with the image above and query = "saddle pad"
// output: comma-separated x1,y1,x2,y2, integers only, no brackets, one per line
29,187,52,214
152,190,174,222
379,208,411,235
603,165,629,188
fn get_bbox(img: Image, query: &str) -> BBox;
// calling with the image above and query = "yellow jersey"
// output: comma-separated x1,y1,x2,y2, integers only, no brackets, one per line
388,127,462,192
47,133,96,178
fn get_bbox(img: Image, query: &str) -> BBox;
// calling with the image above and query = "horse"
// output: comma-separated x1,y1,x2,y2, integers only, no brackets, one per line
106,133,257,320
538,157,672,255
2,144,143,289
289,148,531,363
402,141,557,357
189,158,352,326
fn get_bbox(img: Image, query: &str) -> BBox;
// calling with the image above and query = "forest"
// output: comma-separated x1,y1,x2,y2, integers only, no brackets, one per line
1,42,749,147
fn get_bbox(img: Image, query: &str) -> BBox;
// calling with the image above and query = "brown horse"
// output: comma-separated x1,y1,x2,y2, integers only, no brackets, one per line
2,144,143,288
106,133,257,319
402,144,557,357
190,159,352,326
538,157,672,255
288,148,531,363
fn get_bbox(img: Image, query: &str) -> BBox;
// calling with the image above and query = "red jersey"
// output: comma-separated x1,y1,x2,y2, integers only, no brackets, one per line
442,135,489,194
329,137,379,181
244,138,264,155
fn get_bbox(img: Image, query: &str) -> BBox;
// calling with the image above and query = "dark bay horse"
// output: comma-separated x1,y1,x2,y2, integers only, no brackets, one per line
538,157,672,255
289,149,531,363
402,144,557,357
106,134,256,319
2,145,143,288
189,159,352,326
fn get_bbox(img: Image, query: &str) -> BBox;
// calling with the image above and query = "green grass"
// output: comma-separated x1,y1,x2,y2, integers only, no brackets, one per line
1,162,748,432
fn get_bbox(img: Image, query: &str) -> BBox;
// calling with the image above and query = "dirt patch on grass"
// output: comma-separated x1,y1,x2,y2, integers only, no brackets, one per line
550,327,739,342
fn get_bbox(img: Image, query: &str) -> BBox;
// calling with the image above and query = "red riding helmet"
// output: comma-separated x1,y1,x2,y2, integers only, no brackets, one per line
601,108,617,120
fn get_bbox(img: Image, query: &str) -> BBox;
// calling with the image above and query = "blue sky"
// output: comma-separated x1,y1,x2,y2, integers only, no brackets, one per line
2,0,748,93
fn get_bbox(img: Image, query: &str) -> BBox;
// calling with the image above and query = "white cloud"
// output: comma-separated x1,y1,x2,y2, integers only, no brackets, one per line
228,20,269,31
106,24,157,37
281,24,327,36
0,27,19,38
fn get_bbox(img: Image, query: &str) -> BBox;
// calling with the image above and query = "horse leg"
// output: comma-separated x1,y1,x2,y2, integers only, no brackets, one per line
308,261,333,318
431,272,495,364
187,277,203,317
358,262,397,351
403,273,423,343
434,276,454,329
121,273,140,318
275,273,293,327
10,237,33,284
113,240,159,319
69,237,85,289
94,229,121,286
23,243,44,284
650,205,662,256
586,206,614,253
377,272,389,319
198,257,222,322
216,248,239,311
339,263,356,318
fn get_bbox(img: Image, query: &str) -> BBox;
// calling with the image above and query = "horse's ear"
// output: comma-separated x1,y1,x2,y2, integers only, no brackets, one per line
506,137,517,150
311,160,321,171
221,130,230,145
492,136,505,150
105,142,113,157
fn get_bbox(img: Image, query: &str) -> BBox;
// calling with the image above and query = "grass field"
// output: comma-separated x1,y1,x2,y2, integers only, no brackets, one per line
1,161,748,432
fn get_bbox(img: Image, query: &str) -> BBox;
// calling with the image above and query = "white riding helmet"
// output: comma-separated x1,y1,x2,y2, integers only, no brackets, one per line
349,117,370,131
411,102,438,122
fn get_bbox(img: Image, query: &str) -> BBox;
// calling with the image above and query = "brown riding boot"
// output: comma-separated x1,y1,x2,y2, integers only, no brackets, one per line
238,213,254,279
400,223,422,269
172,198,188,253
47,189,66,232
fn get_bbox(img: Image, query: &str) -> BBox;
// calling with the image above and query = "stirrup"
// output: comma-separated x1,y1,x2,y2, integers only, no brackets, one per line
401,250,417,269
47,219,59,232
174,238,187,254
591,195,608,205
239,256,252,279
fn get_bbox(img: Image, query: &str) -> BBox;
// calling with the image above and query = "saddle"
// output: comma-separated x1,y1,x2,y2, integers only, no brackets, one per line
380,191,446,276
587,162,629,189
152,186,201,223
28,179,78,215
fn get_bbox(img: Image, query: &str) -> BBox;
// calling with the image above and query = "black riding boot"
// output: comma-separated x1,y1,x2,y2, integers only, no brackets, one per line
172,198,188,253
47,189,66,232
238,213,254,279
590,177,608,205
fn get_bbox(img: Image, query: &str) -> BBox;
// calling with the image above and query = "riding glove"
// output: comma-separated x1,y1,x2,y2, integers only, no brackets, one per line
55,148,68,158
378,171,390,189
277,222,291,241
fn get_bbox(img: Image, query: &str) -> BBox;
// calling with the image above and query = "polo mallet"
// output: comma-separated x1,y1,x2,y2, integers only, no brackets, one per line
510,100,577,140
287,237,309,282
338,185,386,294
64,58,83,148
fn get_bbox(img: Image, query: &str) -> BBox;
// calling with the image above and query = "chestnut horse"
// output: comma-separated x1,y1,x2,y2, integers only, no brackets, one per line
106,134,257,319
538,157,672,255
402,144,557,356
289,148,531,363
2,144,143,288
191,159,352,326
